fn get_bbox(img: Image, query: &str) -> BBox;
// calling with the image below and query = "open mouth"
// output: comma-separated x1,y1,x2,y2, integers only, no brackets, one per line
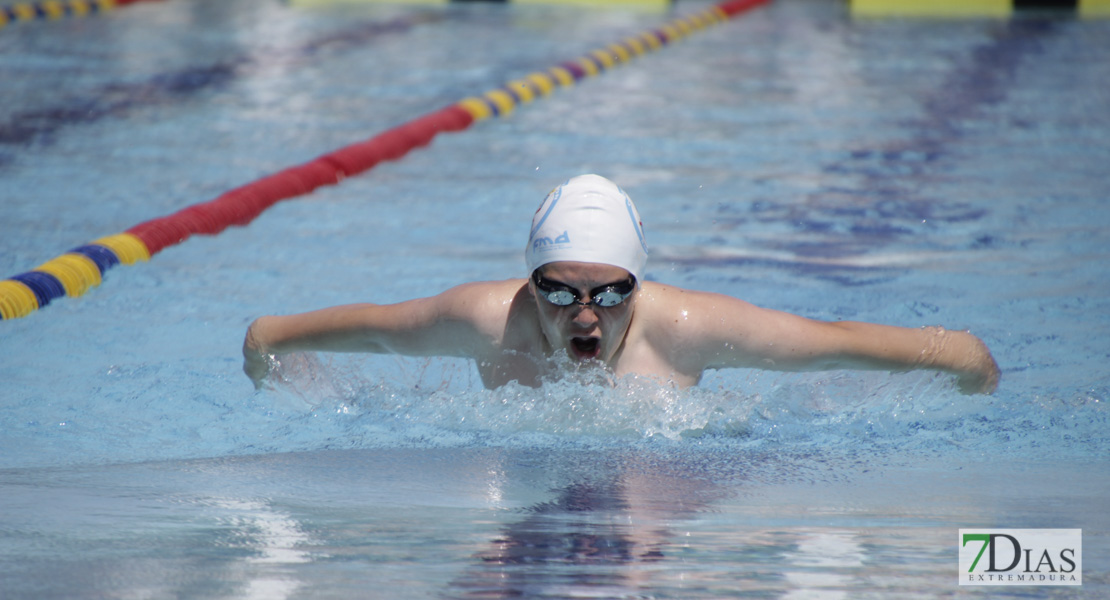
570,337,600,360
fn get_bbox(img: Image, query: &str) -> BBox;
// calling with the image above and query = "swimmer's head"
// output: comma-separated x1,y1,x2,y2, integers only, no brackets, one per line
525,174,648,283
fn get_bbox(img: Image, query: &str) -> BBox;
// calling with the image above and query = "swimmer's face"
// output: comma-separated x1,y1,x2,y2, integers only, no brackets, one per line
530,261,637,364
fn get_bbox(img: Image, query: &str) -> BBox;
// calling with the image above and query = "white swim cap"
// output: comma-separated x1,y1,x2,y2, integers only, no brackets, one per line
525,174,648,282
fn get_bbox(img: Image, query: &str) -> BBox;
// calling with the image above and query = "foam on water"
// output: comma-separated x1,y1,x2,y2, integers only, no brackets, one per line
226,352,1110,462
6,339,1103,472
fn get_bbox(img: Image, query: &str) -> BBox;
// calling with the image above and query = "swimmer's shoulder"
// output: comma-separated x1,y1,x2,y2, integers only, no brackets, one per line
632,282,768,372
438,278,528,306
638,281,759,310
433,278,530,326
635,281,763,336
434,278,536,353
637,281,732,313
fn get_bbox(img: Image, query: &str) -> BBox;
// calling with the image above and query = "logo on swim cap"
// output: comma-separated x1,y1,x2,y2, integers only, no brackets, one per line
532,231,570,251
525,174,648,281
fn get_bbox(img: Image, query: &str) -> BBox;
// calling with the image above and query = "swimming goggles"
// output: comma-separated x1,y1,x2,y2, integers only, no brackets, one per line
532,271,636,308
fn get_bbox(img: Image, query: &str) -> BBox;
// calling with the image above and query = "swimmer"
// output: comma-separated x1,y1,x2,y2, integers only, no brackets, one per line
243,174,1000,394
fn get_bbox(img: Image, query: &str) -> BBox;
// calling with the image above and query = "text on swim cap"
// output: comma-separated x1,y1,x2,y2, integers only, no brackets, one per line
532,230,570,251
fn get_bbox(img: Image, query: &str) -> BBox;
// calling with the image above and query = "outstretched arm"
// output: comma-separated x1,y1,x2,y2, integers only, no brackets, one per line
242,282,505,389
755,318,1001,394
665,290,1000,394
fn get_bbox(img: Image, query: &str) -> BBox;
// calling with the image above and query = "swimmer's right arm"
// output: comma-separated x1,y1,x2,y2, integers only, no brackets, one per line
242,288,495,389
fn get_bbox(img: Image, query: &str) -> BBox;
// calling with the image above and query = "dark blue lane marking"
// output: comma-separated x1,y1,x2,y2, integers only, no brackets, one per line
0,63,240,147
734,19,1062,285
0,12,445,163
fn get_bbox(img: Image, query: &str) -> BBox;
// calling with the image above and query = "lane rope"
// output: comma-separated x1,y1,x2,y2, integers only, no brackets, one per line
0,0,152,29
0,0,769,320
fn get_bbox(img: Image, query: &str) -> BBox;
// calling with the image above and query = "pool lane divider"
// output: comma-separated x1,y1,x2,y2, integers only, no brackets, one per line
294,0,672,6
0,0,769,320
0,0,154,29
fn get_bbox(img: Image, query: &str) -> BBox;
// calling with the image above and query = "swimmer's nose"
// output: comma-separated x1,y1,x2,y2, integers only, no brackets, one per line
570,305,600,328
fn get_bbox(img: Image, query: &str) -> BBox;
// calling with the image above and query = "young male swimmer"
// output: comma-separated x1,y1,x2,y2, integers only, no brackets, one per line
243,174,1000,394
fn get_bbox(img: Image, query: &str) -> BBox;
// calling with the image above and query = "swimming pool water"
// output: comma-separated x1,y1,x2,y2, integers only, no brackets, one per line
1,0,1108,597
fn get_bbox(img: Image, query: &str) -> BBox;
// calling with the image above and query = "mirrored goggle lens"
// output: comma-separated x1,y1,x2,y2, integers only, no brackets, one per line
533,272,635,307
542,289,579,306
591,290,629,307
540,285,631,307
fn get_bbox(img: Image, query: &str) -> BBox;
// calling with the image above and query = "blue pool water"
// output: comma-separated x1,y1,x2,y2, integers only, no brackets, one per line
2,0,1108,597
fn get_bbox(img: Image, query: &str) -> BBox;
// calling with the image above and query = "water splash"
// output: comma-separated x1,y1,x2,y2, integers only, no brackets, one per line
261,353,1109,463
7,352,1101,471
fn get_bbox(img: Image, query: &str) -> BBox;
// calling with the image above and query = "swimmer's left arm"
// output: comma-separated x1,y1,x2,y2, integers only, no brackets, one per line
772,319,1000,395
670,291,1000,394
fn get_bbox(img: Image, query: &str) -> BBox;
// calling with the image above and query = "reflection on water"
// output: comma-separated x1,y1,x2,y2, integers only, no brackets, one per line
444,448,878,599
781,531,866,600
1,447,1103,599
460,484,659,598
210,498,316,600
444,449,955,599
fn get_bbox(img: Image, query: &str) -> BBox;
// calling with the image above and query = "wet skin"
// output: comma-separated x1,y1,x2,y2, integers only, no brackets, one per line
530,262,637,365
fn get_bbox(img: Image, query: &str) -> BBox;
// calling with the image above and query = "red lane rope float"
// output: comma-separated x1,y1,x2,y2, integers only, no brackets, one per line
0,0,153,29
0,0,769,320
